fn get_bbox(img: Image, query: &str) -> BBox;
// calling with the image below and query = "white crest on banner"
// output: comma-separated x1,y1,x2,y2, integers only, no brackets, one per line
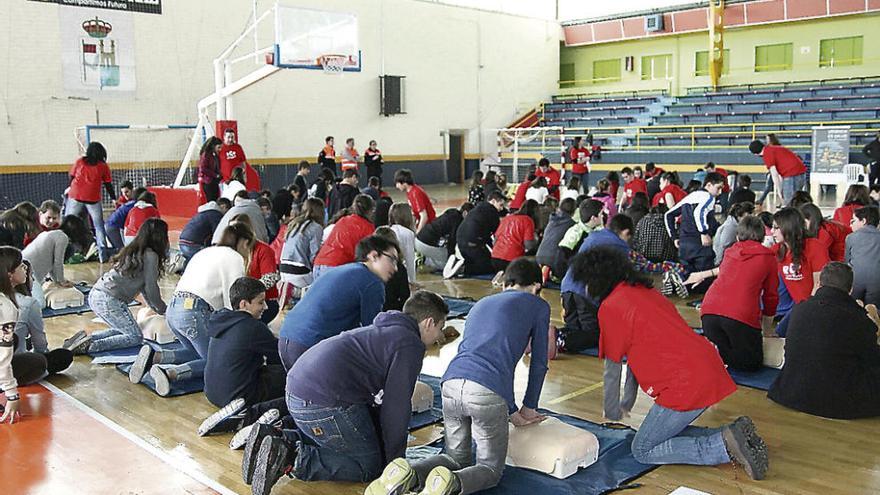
60,6,136,97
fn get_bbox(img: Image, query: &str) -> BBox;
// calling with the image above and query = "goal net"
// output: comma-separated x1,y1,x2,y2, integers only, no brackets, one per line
75,124,200,208
491,126,565,184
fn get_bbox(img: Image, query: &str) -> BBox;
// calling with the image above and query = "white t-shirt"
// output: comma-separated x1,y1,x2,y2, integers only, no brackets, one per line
175,246,245,310
221,180,246,201
525,187,549,205
390,224,416,283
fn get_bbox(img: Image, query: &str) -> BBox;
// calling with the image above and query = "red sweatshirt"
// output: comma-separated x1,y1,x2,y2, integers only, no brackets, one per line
124,202,160,237
509,181,530,210
832,203,862,228
313,214,374,267
817,220,851,262
772,238,830,303
249,241,279,300
491,215,535,262
69,158,112,203
599,283,736,411
701,240,779,329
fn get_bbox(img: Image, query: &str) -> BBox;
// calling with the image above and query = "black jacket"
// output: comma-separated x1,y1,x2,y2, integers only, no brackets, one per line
383,262,411,311
535,211,574,275
327,183,360,218
768,287,880,419
204,309,281,407
456,201,501,247
863,138,880,162
417,208,464,255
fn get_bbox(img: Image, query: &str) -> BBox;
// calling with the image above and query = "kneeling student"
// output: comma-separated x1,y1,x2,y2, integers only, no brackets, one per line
198,277,287,442
244,291,449,495
367,258,551,495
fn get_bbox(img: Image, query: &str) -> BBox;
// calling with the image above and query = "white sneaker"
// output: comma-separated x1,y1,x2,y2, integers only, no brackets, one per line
150,365,173,397
490,271,504,287
443,255,465,279
198,397,247,436
229,408,281,450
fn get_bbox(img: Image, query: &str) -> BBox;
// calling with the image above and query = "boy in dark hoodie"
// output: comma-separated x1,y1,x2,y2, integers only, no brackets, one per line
534,197,576,280
178,198,231,268
244,291,449,494
197,277,286,445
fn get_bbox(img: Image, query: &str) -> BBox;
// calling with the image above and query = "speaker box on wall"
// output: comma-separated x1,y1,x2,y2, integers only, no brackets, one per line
380,75,406,116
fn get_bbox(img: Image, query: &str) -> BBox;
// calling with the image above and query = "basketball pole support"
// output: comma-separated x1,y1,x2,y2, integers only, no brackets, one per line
175,5,279,187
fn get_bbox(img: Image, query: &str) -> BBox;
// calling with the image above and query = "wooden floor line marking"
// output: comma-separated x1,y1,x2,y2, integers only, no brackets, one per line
546,381,603,405
40,380,238,495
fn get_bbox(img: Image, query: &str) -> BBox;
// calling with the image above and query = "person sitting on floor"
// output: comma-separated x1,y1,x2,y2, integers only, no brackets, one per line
367,259,550,495
104,186,146,251
23,214,91,307
800,203,850,262
257,197,280,244
245,291,448,494
768,262,880,419
213,192,269,244
63,219,169,356
312,194,376,279
279,198,325,301
415,202,473,272
713,202,755,265
178,198,231,269
374,227,411,311
489,199,538,284
833,184,871,227
443,191,506,279
123,191,161,246
556,198,606,276
535,197,576,282
571,246,769,479
686,216,778,371
728,174,756,208
632,204,676,263
198,277,286,440
278,235,399,369
328,169,361,219
846,206,880,307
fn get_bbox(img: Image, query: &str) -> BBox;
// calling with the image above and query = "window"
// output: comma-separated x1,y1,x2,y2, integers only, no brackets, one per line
641,54,672,80
695,49,729,76
592,59,621,84
820,36,863,68
755,43,792,72
560,63,575,88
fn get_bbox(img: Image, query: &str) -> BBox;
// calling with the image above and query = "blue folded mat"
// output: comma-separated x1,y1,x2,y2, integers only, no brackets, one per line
42,284,140,318
726,366,780,391
409,374,443,431
114,341,204,397
407,408,655,495
443,296,476,319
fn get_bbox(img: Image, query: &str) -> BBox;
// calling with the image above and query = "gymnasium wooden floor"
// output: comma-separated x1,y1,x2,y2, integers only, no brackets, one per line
4,185,880,495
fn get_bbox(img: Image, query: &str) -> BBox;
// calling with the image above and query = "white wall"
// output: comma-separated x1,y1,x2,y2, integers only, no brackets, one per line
0,0,560,167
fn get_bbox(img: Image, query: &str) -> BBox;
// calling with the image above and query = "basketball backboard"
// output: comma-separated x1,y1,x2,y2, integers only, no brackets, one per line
274,5,361,72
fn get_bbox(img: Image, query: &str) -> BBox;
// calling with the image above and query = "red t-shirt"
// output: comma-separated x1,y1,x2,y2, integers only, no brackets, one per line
832,203,862,228
68,158,112,203
313,214,374,267
645,167,665,179
535,167,561,199
652,183,688,207
124,203,160,237
817,220,850,262
569,147,590,174
622,178,648,205
219,144,247,182
490,215,535,262
714,167,731,193
700,241,778,329
509,181,531,211
407,185,436,227
599,283,736,411
762,145,806,178
772,238,830,303
249,241,279,300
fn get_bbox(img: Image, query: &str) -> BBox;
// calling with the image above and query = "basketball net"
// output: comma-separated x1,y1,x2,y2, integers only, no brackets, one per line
320,55,347,75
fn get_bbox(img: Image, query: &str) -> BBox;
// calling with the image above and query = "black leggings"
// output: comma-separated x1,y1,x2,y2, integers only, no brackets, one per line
460,244,494,276
701,314,763,371
202,180,220,203
559,291,600,353
12,352,48,386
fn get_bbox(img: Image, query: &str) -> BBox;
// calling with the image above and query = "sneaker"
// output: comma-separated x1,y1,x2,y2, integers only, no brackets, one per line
231,409,281,450
44,349,74,374
442,254,465,279
128,344,155,384
198,398,247,436
85,242,99,261
660,271,674,296
490,271,504,287
251,436,293,495
670,271,689,298
63,331,91,355
364,458,417,495
242,423,283,484
150,365,173,397
722,418,768,480
418,466,460,495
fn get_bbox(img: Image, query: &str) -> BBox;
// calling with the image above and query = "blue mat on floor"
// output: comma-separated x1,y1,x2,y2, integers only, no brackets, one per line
464,273,561,290
88,344,143,364
113,341,204,397
443,296,476,319
686,299,703,308
407,409,654,495
409,374,443,431
42,284,140,318
726,367,780,391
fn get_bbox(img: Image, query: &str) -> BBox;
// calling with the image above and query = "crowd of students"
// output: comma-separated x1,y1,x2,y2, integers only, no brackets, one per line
2,132,880,495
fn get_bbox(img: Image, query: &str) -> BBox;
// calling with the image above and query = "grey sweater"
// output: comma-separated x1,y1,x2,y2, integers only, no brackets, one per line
211,200,268,244
846,225,880,283
280,220,324,270
22,230,69,283
93,248,167,314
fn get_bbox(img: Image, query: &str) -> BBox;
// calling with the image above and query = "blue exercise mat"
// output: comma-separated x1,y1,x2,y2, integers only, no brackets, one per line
726,366,780,391
464,273,562,290
409,374,443,431
42,284,140,318
443,296,476,319
407,409,655,495
88,344,143,364
113,341,204,397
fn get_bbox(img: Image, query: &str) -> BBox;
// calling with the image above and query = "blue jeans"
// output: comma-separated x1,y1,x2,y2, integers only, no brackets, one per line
278,337,310,372
781,173,806,206
312,264,335,281
572,171,589,191
88,289,143,352
178,243,203,271
163,293,212,380
105,226,124,251
285,394,383,482
65,198,109,262
631,403,729,466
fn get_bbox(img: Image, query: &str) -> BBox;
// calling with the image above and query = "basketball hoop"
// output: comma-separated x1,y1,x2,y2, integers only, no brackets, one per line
319,54,347,75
